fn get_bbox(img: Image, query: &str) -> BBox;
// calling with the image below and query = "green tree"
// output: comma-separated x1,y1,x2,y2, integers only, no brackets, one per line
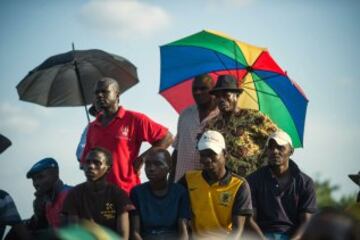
315,177,357,210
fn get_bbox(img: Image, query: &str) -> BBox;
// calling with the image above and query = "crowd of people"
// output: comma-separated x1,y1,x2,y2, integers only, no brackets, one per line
1,74,359,240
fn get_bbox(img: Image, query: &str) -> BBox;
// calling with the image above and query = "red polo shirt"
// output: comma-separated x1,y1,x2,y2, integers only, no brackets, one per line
81,107,168,193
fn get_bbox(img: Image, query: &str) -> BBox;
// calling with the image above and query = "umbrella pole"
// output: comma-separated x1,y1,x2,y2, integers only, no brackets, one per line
72,43,90,123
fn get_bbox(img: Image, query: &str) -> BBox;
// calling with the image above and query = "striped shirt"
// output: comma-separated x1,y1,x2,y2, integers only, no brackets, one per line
173,105,219,181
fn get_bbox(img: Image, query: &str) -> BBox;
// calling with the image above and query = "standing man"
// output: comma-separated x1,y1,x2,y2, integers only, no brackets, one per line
26,157,72,228
203,74,277,177
63,147,134,239
247,130,317,240
81,77,173,194
180,130,253,239
171,74,218,182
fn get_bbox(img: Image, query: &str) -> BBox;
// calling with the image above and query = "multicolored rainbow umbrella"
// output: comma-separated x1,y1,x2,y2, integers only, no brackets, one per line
159,30,308,148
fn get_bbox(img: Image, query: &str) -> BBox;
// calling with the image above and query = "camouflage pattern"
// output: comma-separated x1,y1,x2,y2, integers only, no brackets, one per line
203,109,277,177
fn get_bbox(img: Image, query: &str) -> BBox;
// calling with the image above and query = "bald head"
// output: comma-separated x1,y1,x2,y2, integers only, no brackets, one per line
192,74,215,107
97,77,120,94
94,77,120,112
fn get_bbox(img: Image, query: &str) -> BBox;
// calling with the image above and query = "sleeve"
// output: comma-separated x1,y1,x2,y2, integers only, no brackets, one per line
137,113,168,144
298,178,317,213
80,125,93,164
177,175,188,189
76,125,88,161
61,189,78,216
246,174,257,210
255,111,278,137
114,188,135,214
232,180,253,216
129,188,140,215
172,134,179,149
0,193,21,225
178,186,191,220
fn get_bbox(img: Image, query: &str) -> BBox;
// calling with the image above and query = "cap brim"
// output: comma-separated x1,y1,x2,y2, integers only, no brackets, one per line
198,143,223,155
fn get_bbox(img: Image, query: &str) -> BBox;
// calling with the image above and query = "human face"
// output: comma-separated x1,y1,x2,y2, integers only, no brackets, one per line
199,149,226,177
94,81,119,111
84,151,110,182
192,78,214,106
214,91,238,114
145,152,169,182
31,169,58,196
266,139,293,167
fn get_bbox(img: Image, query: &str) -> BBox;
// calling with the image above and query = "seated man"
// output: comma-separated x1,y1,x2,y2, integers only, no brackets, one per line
180,130,253,239
62,147,134,239
26,157,71,229
130,148,190,240
247,130,317,240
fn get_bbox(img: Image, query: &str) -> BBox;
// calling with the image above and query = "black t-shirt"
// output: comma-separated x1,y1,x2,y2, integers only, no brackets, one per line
246,160,317,235
62,182,134,231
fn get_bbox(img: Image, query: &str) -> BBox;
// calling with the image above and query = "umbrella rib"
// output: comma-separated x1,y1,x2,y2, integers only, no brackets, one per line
242,86,280,98
242,72,279,86
242,88,260,105
213,52,231,75
46,64,70,106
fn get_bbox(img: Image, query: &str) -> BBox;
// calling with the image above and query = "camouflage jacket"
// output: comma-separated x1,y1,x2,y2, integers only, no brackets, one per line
203,109,277,177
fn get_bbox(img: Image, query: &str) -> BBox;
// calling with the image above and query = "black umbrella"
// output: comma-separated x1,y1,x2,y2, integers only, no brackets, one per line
17,45,139,122
0,134,12,154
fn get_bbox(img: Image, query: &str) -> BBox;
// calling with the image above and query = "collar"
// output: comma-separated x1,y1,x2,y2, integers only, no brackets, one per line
202,168,232,186
265,159,300,178
94,106,126,126
46,180,64,202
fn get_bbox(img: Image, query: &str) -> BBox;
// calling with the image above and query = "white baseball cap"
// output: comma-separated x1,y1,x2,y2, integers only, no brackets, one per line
267,130,293,147
197,130,226,154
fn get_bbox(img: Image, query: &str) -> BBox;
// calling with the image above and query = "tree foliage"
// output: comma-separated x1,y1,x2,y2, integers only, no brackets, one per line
315,177,357,210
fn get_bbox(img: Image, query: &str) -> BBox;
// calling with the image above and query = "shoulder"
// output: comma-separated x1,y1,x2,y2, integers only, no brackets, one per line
246,166,268,184
171,182,188,193
131,182,149,195
297,171,315,190
68,182,86,194
179,105,197,117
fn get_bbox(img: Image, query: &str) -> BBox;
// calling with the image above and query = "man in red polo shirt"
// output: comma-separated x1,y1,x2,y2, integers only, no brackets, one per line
81,77,173,193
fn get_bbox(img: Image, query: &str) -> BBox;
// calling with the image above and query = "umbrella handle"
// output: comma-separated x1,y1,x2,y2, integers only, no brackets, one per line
72,43,90,123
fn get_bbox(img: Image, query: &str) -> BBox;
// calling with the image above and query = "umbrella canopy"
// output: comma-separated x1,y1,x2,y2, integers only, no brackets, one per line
17,49,138,107
0,134,12,154
160,30,308,148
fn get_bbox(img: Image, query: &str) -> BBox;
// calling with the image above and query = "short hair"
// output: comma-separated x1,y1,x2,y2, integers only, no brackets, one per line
98,77,120,94
193,74,214,86
88,146,113,167
145,147,171,168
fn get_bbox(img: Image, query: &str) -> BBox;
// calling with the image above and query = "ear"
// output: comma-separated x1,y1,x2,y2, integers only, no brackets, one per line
289,147,294,156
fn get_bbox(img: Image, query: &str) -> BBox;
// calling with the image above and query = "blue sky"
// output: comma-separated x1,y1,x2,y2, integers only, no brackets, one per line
0,0,359,218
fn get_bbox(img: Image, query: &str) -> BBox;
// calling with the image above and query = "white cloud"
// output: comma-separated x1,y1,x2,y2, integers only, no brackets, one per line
79,0,171,39
0,103,40,134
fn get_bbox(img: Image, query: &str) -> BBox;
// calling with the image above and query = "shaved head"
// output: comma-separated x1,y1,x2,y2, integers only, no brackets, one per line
98,77,120,94
193,74,214,88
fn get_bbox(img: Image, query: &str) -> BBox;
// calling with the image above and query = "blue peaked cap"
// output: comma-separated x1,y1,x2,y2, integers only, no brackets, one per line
26,157,58,178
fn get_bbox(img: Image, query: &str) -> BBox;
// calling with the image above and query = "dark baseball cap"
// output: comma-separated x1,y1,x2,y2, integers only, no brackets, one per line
26,157,58,178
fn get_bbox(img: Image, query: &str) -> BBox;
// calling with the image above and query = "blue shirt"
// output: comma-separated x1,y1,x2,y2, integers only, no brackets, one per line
130,182,191,238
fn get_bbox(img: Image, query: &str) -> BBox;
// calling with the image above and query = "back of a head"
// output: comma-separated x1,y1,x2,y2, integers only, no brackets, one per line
301,208,360,240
